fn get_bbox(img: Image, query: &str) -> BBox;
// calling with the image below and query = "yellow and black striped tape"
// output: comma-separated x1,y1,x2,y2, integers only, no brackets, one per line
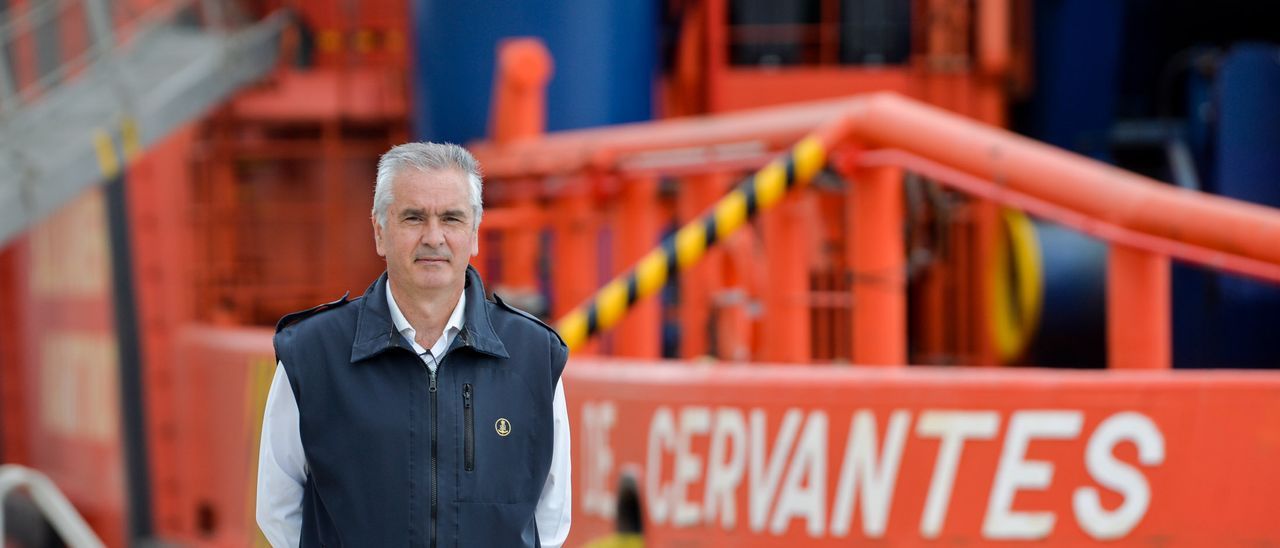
555,135,827,350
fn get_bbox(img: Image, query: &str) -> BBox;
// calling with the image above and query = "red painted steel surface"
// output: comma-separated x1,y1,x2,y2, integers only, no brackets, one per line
1,191,129,547
566,360,1280,546
168,325,276,546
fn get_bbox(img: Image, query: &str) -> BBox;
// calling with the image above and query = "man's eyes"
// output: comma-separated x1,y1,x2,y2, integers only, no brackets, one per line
401,214,465,224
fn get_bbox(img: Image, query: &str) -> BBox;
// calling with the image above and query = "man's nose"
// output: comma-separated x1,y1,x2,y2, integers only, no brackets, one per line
420,220,447,246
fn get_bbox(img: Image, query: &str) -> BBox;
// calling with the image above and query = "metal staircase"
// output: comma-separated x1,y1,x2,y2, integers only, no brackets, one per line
0,0,288,245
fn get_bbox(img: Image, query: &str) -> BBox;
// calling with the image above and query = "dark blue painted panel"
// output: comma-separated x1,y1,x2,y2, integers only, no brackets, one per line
413,0,657,145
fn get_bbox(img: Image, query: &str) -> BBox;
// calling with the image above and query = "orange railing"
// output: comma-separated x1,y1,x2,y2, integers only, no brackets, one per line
471,92,1280,370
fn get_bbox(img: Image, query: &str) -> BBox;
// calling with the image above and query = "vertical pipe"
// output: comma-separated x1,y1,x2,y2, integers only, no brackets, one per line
720,229,755,361
489,39,552,295
973,46,1008,365
704,0,726,112
551,178,597,352
614,176,661,358
104,166,153,541
977,0,1011,77
1107,245,1171,369
760,195,811,363
851,165,907,366
489,39,551,144
677,173,728,358
500,184,540,291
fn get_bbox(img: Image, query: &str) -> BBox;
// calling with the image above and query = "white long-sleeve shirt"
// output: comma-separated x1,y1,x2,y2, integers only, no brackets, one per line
256,285,572,547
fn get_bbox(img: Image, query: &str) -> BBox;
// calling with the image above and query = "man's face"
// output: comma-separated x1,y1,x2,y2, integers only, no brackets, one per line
373,168,478,298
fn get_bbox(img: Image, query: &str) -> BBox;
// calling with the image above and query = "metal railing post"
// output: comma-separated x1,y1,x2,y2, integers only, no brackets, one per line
0,465,107,547
759,190,812,363
614,175,662,358
551,178,598,327
1107,244,1171,369
850,164,907,366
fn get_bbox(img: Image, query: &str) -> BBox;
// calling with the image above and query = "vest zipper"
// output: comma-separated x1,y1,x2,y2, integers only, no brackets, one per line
428,366,439,548
463,383,474,471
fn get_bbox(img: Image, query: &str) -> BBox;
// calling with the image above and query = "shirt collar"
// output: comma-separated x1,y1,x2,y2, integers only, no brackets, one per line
350,268,509,363
385,282,467,355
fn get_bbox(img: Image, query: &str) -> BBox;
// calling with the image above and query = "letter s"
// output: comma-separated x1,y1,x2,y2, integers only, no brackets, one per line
1073,412,1165,540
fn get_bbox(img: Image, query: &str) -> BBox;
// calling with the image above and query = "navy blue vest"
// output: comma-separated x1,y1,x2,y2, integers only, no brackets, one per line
274,267,567,547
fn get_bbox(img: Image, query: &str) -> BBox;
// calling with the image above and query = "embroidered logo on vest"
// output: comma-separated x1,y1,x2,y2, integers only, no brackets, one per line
495,417,511,437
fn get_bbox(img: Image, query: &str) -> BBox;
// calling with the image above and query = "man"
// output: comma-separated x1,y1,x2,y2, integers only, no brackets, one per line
256,142,571,547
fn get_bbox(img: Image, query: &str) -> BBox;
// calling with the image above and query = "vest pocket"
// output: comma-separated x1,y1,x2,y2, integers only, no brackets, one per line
463,383,474,471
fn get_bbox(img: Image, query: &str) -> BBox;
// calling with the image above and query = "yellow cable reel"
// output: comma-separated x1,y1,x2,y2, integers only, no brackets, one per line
989,207,1044,363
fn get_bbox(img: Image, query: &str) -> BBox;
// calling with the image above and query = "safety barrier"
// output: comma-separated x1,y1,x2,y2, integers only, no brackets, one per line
471,92,1280,369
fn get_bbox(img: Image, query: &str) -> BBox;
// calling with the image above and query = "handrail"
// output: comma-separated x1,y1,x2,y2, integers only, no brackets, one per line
472,92,1280,367
0,464,106,547
856,149,1280,284
847,94,1280,266
471,96,860,176
472,92,1280,273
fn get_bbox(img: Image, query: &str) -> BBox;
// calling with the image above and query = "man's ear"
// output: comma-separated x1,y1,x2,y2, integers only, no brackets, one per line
372,215,387,258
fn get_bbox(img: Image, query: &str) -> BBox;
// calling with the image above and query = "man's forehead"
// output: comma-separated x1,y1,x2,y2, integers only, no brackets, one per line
397,166,468,186
393,168,469,197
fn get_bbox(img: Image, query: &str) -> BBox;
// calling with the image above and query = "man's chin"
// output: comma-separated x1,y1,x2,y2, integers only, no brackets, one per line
412,272,459,292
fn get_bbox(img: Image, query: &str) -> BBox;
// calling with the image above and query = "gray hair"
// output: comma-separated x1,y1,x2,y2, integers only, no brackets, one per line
373,142,484,229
